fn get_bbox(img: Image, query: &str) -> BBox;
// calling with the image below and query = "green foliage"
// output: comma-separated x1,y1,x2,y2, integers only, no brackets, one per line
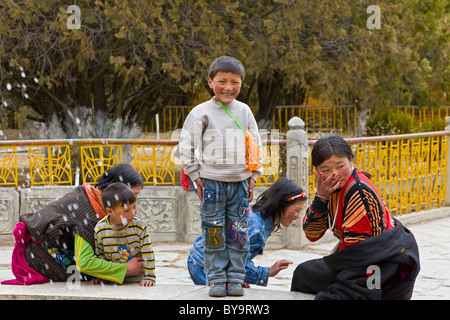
420,118,446,132
366,109,417,136
365,108,447,136
0,0,448,136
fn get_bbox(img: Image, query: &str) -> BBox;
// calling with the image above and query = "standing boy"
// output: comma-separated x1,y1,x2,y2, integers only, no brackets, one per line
93,182,156,287
179,56,263,296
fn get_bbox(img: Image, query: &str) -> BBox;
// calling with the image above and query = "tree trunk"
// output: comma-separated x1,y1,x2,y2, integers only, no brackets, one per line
91,64,107,114
354,98,368,137
255,70,284,130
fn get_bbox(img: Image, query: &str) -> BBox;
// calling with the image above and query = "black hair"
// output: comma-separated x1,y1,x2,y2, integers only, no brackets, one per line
311,134,372,178
102,182,136,209
208,56,245,82
311,134,353,168
253,177,307,232
95,163,143,192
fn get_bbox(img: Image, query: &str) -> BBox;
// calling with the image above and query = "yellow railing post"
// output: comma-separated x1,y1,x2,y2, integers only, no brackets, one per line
0,146,17,186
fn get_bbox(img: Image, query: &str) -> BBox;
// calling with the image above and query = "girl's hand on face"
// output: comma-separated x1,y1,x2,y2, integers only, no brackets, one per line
315,171,342,199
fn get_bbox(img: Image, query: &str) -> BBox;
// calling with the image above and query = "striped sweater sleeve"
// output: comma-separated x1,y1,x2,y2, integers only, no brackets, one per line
179,110,204,182
140,227,156,282
302,196,330,242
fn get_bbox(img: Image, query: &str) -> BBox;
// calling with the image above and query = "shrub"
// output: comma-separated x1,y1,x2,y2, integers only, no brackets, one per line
365,109,417,136
420,118,446,132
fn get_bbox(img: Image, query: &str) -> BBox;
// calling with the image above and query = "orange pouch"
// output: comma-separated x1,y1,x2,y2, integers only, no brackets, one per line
217,99,262,171
245,130,262,171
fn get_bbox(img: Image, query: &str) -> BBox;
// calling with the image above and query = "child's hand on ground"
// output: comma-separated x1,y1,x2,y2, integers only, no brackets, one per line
269,259,293,277
140,280,155,287
90,278,103,285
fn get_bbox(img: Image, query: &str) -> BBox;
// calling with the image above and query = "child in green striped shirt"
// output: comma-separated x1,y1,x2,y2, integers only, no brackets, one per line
92,182,156,287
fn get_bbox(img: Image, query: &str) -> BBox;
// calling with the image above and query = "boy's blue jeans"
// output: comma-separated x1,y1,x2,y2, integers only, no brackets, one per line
201,178,250,284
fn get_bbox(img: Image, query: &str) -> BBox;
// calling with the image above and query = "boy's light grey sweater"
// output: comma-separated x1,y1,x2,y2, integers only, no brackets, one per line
179,98,263,183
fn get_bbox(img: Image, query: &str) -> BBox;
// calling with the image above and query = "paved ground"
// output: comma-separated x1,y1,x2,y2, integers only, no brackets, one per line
0,216,449,300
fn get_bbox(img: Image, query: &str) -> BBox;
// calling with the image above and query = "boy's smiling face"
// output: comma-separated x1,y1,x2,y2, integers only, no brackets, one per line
107,201,137,227
208,71,242,104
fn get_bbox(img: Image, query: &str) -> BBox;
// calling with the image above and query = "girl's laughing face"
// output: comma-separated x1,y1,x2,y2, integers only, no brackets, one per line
280,201,305,228
316,155,353,188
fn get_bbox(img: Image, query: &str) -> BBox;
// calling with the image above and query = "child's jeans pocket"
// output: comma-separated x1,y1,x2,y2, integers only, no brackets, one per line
200,179,219,216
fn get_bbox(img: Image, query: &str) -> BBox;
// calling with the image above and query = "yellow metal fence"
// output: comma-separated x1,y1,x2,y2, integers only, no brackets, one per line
143,105,450,136
0,139,281,188
274,105,357,135
4,105,450,135
0,131,448,217
308,132,448,216
146,105,358,135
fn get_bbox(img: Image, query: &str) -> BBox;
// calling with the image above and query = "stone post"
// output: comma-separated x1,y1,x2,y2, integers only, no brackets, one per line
0,188,19,245
445,117,450,206
286,117,309,249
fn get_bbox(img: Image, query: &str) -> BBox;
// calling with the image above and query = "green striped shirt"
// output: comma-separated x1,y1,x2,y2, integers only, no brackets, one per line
94,216,156,283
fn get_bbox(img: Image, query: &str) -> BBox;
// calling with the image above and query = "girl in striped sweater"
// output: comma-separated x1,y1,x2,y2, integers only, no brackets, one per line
291,134,420,300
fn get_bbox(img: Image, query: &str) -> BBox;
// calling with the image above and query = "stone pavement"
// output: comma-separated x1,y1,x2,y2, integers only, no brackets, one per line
0,216,449,300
